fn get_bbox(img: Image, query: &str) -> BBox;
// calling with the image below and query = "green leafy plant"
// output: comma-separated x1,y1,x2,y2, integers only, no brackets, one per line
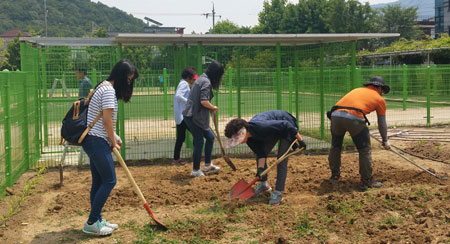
296,213,314,237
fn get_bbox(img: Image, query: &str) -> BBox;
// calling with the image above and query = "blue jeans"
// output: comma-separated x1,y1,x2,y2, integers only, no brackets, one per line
82,135,117,223
184,116,214,171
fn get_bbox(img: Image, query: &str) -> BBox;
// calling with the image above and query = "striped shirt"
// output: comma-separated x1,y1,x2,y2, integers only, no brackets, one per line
87,81,117,144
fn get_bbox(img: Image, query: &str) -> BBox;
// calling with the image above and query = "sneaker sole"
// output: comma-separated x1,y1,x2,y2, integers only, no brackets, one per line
190,174,205,177
269,199,282,206
202,169,220,175
82,229,112,236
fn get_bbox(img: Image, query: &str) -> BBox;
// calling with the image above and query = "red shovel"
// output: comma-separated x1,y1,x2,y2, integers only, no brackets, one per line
229,141,304,200
112,148,168,230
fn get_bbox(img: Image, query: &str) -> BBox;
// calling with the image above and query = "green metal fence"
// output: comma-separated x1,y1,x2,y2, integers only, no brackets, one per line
0,70,40,197
1,38,449,195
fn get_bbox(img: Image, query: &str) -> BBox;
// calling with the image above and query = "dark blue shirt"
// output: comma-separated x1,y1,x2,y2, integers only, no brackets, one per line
246,110,298,158
79,76,92,98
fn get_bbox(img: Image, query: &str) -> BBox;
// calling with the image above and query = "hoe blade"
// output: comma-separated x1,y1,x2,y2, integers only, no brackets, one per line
229,178,256,200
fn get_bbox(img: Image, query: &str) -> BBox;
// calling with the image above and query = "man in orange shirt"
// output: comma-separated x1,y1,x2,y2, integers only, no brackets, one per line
327,76,391,190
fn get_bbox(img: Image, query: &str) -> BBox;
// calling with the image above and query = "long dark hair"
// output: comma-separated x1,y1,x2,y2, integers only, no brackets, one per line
205,61,224,90
107,59,139,102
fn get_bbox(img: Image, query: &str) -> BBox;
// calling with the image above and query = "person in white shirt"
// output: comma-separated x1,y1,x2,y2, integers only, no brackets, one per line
81,59,138,236
173,67,198,164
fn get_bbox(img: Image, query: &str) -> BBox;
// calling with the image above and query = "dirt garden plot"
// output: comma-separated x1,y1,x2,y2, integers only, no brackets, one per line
1,127,449,244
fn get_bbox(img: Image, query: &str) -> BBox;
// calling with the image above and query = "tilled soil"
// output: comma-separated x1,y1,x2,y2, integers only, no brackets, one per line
0,137,449,244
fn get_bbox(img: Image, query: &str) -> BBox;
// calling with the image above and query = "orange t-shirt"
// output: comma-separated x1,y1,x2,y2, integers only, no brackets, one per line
335,86,386,118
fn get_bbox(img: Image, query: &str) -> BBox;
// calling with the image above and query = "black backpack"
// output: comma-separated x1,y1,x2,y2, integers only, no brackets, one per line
60,83,110,145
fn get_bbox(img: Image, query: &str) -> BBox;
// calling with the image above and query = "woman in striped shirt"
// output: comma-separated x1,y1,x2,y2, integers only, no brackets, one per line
81,59,138,236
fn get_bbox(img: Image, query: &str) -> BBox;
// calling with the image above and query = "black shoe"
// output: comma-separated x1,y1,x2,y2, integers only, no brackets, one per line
329,175,340,183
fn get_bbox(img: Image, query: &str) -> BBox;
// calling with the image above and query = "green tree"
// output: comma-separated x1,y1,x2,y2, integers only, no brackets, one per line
326,0,375,33
257,0,287,33
376,4,423,40
0,0,145,37
1,36,20,71
210,20,251,34
93,25,108,38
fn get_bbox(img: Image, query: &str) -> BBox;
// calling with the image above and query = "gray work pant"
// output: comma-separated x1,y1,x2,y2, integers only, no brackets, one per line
328,116,373,181
257,138,291,192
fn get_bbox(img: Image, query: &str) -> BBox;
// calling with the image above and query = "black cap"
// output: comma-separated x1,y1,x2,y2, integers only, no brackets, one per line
363,76,390,94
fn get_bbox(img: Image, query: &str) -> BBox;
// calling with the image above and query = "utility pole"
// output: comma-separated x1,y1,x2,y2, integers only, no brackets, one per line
44,0,48,37
202,2,221,31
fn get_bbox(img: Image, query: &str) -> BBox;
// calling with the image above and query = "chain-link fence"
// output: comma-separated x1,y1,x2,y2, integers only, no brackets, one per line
2,35,449,196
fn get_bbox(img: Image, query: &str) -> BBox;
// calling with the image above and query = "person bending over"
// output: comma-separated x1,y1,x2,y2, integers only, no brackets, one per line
224,110,306,205
327,76,391,191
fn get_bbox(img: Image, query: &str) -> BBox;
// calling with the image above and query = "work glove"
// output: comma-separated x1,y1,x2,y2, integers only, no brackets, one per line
382,140,391,150
256,167,267,182
293,140,307,150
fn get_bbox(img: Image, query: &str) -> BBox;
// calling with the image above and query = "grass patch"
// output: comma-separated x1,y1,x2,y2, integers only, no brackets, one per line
0,166,46,227
379,215,403,229
296,213,314,237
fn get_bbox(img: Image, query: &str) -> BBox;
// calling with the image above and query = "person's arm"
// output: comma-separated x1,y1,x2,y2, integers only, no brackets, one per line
376,99,390,150
200,100,218,111
103,108,119,151
114,132,122,147
377,115,390,150
175,82,189,104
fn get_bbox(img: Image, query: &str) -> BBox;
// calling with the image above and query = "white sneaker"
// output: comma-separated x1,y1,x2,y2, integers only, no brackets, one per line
190,169,205,177
101,219,118,230
202,163,220,174
83,220,113,236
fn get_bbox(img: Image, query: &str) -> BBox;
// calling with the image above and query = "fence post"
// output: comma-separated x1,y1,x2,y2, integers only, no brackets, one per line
21,73,30,168
19,43,31,167
294,46,300,125
2,70,12,187
351,41,356,90
236,48,241,118
354,68,361,88
91,68,97,87
41,49,49,146
115,43,126,159
426,66,431,126
288,66,293,113
346,65,351,92
320,44,325,140
228,68,233,117
402,64,408,111
163,68,168,120
276,42,282,110
432,65,437,96
196,43,202,76
33,47,41,161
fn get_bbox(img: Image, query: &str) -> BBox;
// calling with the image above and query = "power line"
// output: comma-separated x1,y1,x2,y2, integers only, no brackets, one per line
202,2,221,30
132,12,203,16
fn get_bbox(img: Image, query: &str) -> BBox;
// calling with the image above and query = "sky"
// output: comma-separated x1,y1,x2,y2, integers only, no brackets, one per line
96,0,397,34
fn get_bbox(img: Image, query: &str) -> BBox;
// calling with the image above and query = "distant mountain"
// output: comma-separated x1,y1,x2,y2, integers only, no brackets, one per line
371,0,434,20
0,0,146,37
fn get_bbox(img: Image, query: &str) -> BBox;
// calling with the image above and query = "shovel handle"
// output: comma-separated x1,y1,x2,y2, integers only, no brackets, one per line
211,111,237,170
113,148,169,230
112,148,147,204
211,112,224,148
260,140,304,177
